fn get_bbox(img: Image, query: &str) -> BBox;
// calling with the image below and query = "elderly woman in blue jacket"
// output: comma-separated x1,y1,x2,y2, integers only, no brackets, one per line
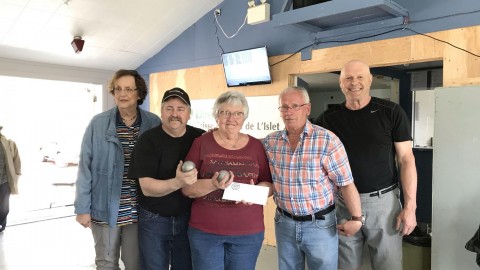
74,69,160,270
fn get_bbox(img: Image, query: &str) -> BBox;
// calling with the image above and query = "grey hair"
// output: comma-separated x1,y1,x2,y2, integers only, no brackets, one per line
212,91,249,120
278,86,310,104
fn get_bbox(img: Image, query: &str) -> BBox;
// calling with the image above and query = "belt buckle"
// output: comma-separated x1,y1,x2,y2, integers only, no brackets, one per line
372,185,393,198
278,208,291,219
370,190,381,198
309,213,315,222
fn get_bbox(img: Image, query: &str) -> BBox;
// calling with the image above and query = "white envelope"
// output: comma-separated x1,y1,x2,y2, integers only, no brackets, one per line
222,182,269,205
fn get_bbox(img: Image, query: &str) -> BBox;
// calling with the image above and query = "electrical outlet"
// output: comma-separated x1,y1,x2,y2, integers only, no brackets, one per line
214,9,221,16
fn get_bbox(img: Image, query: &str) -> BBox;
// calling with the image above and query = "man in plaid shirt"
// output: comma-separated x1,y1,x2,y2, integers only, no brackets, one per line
263,86,362,270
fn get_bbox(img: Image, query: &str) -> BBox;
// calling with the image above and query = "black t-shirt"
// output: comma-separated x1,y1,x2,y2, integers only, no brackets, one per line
128,124,205,216
314,97,412,193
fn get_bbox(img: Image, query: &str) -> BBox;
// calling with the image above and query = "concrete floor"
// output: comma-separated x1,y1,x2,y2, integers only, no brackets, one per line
0,214,96,269
0,207,430,270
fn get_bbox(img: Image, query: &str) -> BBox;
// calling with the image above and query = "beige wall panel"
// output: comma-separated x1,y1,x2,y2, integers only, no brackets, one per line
263,197,276,246
447,76,480,87
304,37,412,73
465,27,480,78
192,65,224,99
444,28,470,85
150,70,183,115
410,33,444,63
182,68,202,97
367,37,413,66
268,54,302,94
443,27,480,86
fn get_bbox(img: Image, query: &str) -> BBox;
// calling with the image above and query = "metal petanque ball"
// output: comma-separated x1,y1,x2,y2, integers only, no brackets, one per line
339,218,348,225
217,170,230,182
181,161,195,172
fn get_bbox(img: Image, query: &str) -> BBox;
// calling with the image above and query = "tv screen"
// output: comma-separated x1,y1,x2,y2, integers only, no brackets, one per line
221,46,272,87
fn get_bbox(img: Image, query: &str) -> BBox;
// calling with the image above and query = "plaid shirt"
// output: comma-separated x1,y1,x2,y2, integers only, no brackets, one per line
262,121,353,216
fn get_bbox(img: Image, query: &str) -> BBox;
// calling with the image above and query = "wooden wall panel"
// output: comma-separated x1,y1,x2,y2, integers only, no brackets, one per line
302,37,414,74
410,33,444,63
465,27,480,78
263,197,276,246
444,28,470,86
149,25,480,246
443,27,480,86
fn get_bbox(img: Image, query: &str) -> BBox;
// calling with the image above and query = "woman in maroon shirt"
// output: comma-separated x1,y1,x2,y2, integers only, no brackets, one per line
182,90,273,270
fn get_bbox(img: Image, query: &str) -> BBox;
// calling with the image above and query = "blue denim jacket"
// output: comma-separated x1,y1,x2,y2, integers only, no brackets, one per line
74,107,160,227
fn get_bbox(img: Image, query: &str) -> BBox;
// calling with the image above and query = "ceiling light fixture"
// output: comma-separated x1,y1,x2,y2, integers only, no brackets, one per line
71,36,85,54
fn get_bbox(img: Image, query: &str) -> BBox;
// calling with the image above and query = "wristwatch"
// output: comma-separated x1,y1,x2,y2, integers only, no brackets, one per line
350,215,366,226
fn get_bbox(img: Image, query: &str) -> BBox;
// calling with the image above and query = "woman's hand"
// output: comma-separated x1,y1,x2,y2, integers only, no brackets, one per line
211,170,234,190
76,213,92,228
235,179,255,205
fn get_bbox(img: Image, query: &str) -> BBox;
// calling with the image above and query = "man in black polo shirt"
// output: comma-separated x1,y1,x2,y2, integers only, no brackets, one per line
315,60,417,270
129,88,205,270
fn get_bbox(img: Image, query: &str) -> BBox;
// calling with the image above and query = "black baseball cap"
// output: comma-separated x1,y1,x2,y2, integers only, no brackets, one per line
162,87,191,106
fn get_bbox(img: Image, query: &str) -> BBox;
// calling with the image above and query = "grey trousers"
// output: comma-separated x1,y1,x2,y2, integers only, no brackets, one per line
91,222,140,270
337,187,403,270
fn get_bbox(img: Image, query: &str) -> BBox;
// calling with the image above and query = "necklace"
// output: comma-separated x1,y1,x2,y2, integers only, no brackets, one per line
217,132,241,148
121,113,137,122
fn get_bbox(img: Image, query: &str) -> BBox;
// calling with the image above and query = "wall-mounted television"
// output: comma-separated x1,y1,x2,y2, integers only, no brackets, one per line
221,46,272,87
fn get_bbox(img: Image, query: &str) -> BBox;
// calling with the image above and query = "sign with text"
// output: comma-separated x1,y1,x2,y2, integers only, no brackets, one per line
189,95,284,139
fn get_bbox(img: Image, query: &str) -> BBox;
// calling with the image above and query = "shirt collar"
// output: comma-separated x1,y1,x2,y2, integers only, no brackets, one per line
280,120,313,140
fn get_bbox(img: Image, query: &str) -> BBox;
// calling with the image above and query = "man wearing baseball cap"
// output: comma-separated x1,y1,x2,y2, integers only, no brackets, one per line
161,87,191,106
129,87,205,270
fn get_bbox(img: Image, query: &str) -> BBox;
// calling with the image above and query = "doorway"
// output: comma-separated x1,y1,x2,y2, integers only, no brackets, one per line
0,75,102,225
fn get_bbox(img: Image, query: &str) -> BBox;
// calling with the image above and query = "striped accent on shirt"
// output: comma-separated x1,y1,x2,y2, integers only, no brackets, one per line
92,119,141,227
116,120,140,225
262,121,353,216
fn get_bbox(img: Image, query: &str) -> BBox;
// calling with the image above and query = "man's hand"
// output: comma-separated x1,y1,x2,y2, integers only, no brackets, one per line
175,161,198,187
396,208,417,235
76,213,92,228
337,220,362,236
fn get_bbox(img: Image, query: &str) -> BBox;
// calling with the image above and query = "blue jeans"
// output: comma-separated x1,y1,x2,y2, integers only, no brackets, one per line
138,207,192,270
188,227,264,270
274,208,338,270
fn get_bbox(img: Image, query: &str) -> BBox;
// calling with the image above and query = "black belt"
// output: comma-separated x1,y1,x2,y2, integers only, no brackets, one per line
367,183,398,197
277,204,335,222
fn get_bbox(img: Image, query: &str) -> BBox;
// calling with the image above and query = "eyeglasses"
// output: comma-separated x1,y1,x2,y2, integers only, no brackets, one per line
218,111,245,119
278,103,307,112
113,87,137,94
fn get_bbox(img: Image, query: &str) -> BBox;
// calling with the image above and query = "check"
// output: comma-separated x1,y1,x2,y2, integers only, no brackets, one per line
222,182,269,205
